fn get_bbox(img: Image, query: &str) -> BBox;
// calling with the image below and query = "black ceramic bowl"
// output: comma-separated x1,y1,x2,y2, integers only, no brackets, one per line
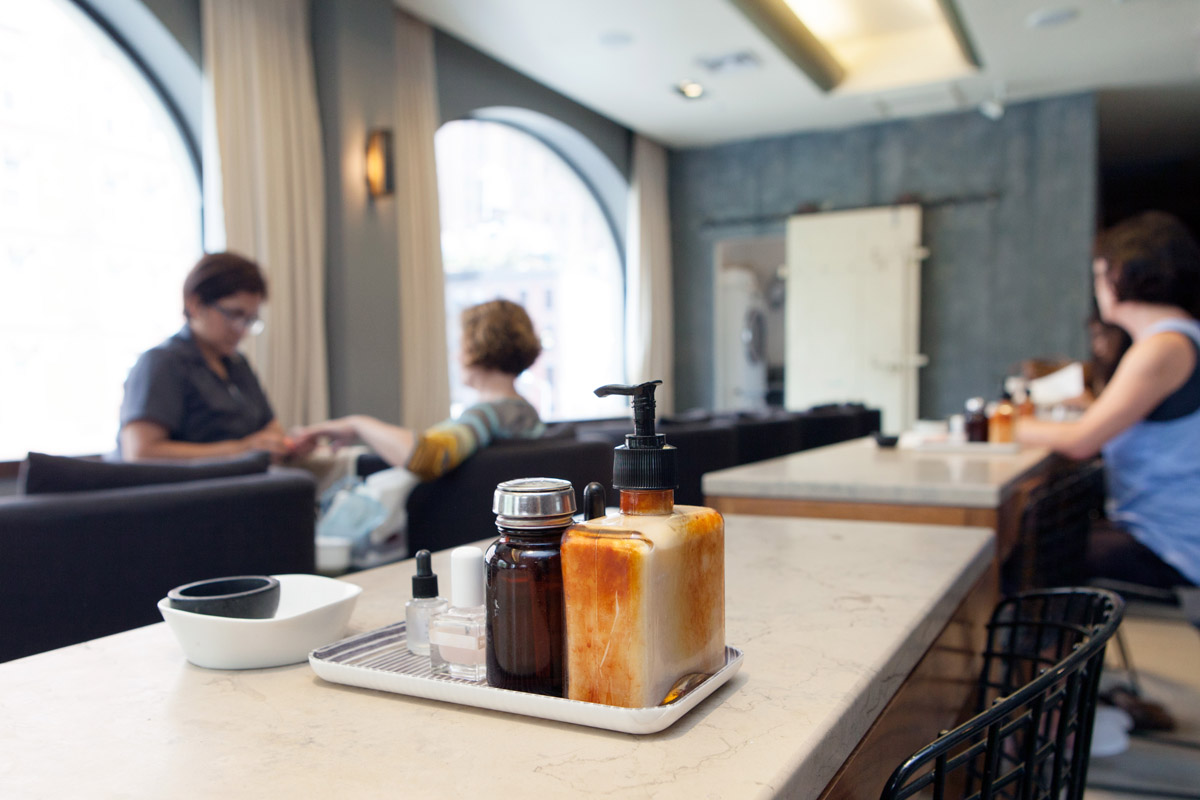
873,432,900,448
167,575,281,619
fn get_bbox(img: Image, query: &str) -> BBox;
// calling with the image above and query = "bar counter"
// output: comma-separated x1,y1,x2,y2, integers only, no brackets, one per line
704,438,1053,565
0,515,993,799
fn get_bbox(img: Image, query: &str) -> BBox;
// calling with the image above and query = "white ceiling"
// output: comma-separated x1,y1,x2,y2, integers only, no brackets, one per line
394,0,1200,161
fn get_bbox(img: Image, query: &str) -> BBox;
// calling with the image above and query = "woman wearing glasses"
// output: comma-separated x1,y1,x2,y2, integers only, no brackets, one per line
118,252,291,461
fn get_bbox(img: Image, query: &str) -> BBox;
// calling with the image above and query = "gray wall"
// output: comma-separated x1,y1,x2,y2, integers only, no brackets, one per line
311,0,404,421
434,30,631,179
670,94,1098,417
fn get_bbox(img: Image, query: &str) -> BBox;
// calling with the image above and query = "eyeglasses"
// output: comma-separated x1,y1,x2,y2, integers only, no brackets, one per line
210,303,265,335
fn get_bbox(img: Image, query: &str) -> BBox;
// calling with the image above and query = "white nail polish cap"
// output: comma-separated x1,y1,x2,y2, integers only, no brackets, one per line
450,546,484,608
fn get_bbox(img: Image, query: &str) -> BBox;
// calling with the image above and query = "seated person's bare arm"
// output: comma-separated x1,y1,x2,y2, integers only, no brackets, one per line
1017,331,1196,458
120,418,292,461
289,415,416,467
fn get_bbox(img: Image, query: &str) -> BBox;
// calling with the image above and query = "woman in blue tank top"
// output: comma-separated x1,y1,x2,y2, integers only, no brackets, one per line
1018,211,1200,589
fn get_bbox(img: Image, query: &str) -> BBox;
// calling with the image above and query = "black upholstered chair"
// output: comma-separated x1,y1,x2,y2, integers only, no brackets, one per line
0,455,317,663
358,437,614,555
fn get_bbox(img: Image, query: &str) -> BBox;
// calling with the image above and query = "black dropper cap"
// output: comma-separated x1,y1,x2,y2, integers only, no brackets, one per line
594,380,678,491
411,549,439,599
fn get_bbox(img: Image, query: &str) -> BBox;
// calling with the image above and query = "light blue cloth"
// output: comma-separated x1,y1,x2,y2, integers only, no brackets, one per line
1103,317,1200,585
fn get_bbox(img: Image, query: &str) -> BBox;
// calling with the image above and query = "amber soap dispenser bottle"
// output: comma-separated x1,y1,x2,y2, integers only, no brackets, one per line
560,380,725,709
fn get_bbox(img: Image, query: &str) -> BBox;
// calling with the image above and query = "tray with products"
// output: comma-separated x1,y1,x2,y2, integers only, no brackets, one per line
309,621,744,735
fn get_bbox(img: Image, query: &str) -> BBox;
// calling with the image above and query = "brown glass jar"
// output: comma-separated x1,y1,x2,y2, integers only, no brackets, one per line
484,478,576,696
965,397,989,443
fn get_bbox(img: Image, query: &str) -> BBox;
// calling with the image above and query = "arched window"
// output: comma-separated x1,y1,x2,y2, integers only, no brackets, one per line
435,118,625,421
0,0,202,460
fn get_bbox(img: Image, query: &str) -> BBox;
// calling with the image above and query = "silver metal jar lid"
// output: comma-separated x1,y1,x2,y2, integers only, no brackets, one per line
493,477,576,528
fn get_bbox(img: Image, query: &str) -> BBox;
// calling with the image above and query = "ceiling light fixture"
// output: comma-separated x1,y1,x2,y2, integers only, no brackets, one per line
979,82,1006,121
599,31,633,49
1025,6,1080,29
675,80,706,99
698,50,762,75
979,98,1005,120
728,0,843,92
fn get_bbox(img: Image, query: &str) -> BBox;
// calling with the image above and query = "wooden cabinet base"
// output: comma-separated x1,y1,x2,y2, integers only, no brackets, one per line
706,495,998,529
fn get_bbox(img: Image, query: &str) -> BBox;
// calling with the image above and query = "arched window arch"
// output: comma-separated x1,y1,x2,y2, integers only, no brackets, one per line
435,116,626,421
0,0,202,459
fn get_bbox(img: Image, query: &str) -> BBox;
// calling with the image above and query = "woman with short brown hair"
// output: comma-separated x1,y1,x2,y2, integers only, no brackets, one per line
1017,211,1200,589
293,298,544,474
291,299,544,568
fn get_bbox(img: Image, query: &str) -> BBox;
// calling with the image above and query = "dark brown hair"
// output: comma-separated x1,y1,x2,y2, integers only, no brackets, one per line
461,299,541,376
183,252,268,311
1094,211,1200,319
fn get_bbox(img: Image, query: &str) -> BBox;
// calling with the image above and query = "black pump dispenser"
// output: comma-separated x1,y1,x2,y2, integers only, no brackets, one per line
594,380,678,491
411,549,439,598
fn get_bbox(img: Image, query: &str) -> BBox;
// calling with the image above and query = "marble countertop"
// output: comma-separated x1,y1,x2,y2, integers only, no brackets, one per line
703,437,1052,508
0,516,992,799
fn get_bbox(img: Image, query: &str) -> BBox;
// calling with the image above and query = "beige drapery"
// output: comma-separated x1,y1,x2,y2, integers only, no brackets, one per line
393,11,450,431
625,135,676,414
202,0,328,428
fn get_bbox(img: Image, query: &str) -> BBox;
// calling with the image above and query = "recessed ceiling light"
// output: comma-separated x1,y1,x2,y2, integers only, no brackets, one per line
1026,6,1079,28
698,50,762,75
599,30,633,49
675,80,706,99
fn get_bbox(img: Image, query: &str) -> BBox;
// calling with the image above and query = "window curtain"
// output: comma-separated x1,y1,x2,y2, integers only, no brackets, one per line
625,135,676,415
393,11,450,430
202,0,328,427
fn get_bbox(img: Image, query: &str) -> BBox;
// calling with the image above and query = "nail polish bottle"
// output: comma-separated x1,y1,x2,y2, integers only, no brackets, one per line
429,546,487,681
405,549,448,656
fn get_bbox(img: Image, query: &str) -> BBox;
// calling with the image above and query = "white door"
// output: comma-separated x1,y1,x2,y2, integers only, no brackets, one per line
784,205,926,433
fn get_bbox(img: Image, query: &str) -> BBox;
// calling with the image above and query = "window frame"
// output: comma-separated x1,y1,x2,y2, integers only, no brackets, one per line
470,116,625,271
465,107,628,268
435,112,630,421
70,0,202,188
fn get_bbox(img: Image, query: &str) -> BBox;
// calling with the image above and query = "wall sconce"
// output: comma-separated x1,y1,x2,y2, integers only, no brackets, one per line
365,128,394,198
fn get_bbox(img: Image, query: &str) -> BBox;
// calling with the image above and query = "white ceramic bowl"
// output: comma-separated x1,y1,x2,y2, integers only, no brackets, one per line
158,573,362,669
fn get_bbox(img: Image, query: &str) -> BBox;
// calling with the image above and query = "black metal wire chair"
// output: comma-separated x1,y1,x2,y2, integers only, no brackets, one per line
1015,459,1106,591
880,588,1124,800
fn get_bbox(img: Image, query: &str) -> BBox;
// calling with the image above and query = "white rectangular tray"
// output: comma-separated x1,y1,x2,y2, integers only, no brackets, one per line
309,621,743,735
898,439,1020,454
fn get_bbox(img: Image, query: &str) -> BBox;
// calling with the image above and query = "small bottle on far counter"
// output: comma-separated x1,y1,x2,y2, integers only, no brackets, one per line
965,397,989,442
947,413,966,443
429,546,487,681
1006,376,1036,418
989,392,1016,444
405,549,448,656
